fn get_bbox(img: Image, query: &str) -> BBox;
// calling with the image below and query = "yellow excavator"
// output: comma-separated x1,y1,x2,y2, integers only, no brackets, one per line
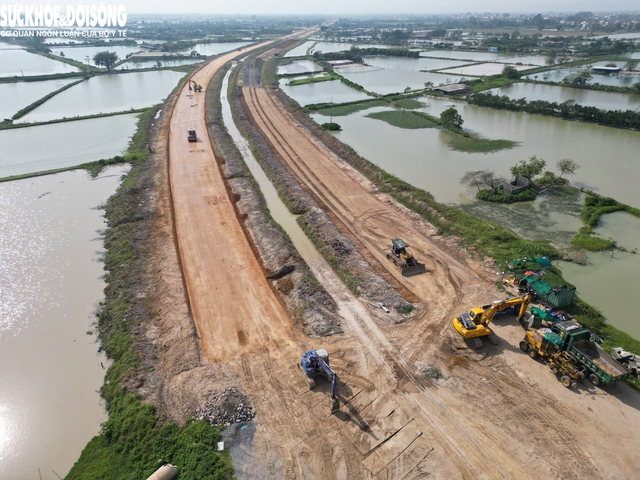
453,294,532,348
189,79,203,92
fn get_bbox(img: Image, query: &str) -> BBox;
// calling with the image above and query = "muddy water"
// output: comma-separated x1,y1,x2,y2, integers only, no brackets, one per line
223,66,320,262
0,78,77,120
18,70,184,123
558,213,640,338
0,165,127,479
310,96,640,207
0,114,137,178
491,82,640,111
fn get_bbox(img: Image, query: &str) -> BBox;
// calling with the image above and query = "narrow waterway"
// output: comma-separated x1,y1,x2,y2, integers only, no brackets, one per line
222,64,320,262
0,165,128,479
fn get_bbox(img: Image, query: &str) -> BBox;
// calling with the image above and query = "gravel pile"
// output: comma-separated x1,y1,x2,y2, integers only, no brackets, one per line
196,387,255,426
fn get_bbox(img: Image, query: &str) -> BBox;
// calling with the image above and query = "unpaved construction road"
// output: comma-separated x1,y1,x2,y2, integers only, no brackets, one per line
169,40,640,479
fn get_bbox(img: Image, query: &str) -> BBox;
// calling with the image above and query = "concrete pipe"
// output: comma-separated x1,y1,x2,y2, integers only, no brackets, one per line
146,464,179,480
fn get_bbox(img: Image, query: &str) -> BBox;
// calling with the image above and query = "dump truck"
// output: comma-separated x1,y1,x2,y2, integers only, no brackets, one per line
612,347,640,379
386,238,426,277
522,318,632,387
187,129,197,142
520,328,587,388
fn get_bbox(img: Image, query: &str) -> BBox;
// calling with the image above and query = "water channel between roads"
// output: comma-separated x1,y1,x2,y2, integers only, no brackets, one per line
0,114,138,178
0,165,128,479
223,65,320,263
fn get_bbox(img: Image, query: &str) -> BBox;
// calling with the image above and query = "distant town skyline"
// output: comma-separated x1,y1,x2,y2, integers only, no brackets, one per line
119,0,639,15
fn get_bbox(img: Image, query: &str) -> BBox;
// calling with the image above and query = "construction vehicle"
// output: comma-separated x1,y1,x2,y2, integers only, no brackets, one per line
520,328,587,388
386,238,426,277
300,349,339,413
521,318,633,387
453,294,532,348
612,347,640,379
187,129,197,142
188,79,203,92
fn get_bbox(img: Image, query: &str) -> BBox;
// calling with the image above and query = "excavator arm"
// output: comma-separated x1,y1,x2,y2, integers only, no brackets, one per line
318,358,339,413
481,294,532,327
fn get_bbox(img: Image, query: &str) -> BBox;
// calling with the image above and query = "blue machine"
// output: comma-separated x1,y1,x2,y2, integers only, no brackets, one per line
301,349,339,413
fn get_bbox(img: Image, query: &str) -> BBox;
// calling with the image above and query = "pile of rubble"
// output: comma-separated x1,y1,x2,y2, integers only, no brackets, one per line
196,387,255,427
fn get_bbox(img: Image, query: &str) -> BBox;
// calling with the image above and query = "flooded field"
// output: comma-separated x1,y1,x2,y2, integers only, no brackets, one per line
364,55,468,71
558,211,640,338
279,78,370,106
339,68,463,95
439,62,533,76
0,166,127,479
0,78,77,120
0,114,137,177
310,96,640,206
491,82,640,111
0,46,79,77
524,68,640,87
277,60,322,74
51,45,144,64
18,70,184,123
285,41,352,57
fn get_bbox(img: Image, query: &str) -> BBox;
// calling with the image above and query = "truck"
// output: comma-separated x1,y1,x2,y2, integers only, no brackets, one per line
522,318,632,387
187,129,197,142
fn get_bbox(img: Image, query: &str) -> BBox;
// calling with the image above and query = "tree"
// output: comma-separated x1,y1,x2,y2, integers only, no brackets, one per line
460,170,501,193
556,158,580,178
440,107,464,130
563,71,591,87
423,81,434,90
624,61,638,72
502,65,520,79
510,155,546,180
93,51,119,71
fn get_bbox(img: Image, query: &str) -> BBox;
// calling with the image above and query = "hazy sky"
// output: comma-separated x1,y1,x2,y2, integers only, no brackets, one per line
120,1,639,15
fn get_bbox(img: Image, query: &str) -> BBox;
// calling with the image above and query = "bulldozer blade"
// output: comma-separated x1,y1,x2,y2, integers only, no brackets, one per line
401,263,426,277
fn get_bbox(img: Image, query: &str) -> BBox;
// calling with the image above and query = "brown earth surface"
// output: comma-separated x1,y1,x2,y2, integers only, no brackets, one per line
164,38,640,479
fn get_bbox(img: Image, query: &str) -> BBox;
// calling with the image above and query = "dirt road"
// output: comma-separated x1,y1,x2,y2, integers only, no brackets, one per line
167,38,640,478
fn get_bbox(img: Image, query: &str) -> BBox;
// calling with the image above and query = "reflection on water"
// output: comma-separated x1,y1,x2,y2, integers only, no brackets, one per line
491,83,640,111
0,114,137,178
0,47,79,77
0,165,127,478
19,70,185,123
566,212,640,335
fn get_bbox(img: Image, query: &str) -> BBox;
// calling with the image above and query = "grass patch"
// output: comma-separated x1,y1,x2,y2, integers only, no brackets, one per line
393,98,425,109
477,186,537,203
287,74,338,86
570,233,615,251
313,99,388,116
0,108,149,131
367,110,438,129
446,133,517,153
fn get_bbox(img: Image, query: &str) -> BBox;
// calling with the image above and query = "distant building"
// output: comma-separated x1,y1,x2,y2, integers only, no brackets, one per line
498,175,531,194
592,66,622,73
488,46,499,52
432,84,471,94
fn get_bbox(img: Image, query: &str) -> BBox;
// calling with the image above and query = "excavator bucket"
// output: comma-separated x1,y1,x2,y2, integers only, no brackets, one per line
330,397,339,414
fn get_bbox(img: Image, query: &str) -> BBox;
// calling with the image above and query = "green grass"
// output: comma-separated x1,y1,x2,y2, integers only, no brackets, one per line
315,99,388,116
570,233,615,251
287,74,338,86
367,110,438,129
445,133,517,153
0,108,149,131
12,79,85,120
477,187,537,203
393,98,425,109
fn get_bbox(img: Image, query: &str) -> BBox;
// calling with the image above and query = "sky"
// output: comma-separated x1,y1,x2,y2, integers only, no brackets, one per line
9,1,640,16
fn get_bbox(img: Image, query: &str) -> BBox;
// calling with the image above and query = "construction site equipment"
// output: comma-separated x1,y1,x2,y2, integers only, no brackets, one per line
386,238,426,277
519,275,575,308
520,329,587,388
612,347,640,379
301,349,339,413
523,320,632,387
453,294,532,348
189,79,203,92
187,129,197,142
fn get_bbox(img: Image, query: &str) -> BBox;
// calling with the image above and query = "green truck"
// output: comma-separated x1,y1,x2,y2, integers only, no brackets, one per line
523,319,632,387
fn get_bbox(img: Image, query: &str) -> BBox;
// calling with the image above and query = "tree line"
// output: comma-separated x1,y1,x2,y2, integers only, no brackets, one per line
467,92,640,130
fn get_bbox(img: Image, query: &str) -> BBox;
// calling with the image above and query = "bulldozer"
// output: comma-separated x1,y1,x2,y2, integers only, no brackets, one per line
189,79,203,92
386,238,426,277
520,329,586,388
300,349,339,413
453,294,532,348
